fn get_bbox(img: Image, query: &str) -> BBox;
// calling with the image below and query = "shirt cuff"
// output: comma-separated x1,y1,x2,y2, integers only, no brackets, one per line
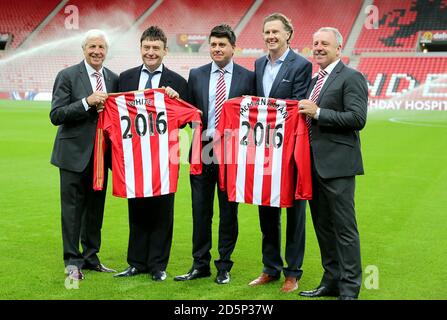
314,107,321,120
82,98,89,111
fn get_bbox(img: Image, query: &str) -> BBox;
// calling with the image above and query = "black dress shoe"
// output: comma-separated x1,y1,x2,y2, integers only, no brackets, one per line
174,268,211,281
299,286,339,298
152,270,167,281
113,266,142,278
338,295,357,300
215,270,230,284
84,263,116,273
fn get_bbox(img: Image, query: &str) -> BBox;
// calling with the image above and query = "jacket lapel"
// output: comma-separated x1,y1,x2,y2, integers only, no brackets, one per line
306,76,318,99
159,64,171,88
201,64,212,125
102,67,114,93
79,62,93,96
228,64,241,98
269,50,294,97
256,58,267,97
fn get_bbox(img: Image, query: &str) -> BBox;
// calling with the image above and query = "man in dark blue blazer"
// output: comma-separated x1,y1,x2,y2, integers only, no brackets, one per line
298,27,367,300
174,24,255,285
248,13,312,293
114,26,187,282
50,29,118,280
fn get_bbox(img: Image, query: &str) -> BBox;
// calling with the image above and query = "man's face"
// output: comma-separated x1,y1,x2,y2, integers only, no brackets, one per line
312,30,341,69
83,37,107,71
140,39,167,71
209,36,234,68
263,20,290,55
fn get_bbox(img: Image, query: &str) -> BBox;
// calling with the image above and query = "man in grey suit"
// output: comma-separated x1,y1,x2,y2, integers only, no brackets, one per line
248,13,312,293
50,29,118,280
174,24,255,285
298,27,368,300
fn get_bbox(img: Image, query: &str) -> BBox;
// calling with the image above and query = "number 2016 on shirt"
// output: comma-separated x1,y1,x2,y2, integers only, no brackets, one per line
120,111,167,139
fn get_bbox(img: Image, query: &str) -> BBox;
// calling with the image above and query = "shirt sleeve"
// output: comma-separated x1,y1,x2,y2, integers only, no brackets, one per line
169,95,203,175
93,110,108,191
214,100,230,192
294,112,312,200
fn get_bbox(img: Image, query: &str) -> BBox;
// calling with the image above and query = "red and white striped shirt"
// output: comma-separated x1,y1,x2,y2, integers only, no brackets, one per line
214,96,312,208
93,89,202,198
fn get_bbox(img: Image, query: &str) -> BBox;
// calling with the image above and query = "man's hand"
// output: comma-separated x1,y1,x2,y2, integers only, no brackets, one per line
87,92,108,113
299,99,319,118
162,86,180,99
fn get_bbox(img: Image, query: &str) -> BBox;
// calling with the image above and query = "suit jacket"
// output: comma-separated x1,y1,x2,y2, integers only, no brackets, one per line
255,49,312,100
118,64,188,100
308,61,368,179
187,62,255,131
50,61,119,172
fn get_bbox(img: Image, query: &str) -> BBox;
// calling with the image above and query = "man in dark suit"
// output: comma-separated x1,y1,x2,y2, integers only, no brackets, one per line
298,27,368,300
50,29,118,280
174,24,255,285
113,26,187,282
248,13,312,293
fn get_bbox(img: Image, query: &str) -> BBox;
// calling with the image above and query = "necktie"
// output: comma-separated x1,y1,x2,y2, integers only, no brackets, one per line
307,69,328,141
214,68,226,127
144,70,161,89
94,72,104,92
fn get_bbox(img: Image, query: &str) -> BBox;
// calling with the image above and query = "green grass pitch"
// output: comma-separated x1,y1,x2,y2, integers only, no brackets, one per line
0,99,446,300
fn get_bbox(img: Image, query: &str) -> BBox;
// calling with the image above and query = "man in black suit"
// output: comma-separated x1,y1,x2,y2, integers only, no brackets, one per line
50,29,118,280
114,26,187,281
174,24,255,284
248,13,312,293
298,27,367,300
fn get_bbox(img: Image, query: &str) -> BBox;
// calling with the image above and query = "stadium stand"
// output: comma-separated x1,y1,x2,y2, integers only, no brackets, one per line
354,0,447,53
0,0,60,48
138,0,254,42
357,56,447,99
31,0,155,47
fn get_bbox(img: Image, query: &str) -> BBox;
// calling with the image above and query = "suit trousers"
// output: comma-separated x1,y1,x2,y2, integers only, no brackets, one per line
127,193,174,273
60,163,107,268
190,164,239,272
258,200,306,279
309,169,362,298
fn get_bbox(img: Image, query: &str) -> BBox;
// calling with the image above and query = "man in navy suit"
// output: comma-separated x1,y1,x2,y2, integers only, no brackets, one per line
248,13,312,293
114,26,187,282
299,27,367,300
174,24,255,285
50,29,118,280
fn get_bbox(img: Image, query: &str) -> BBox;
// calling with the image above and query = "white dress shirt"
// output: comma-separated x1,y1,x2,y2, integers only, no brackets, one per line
207,60,233,137
82,60,107,110
138,64,163,90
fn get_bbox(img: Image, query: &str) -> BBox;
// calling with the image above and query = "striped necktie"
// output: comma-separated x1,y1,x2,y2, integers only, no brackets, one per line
307,69,328,141
94,71,104,92
214,68,226,127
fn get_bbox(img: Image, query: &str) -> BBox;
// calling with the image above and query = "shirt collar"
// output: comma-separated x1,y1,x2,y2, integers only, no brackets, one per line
211,60,234,74
321,59,341,76
267,47,290,64
84,60,103,76
142,63,163,74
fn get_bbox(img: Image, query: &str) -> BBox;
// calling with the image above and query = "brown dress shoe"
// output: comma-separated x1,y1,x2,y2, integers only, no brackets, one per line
248,273,279,286
281,276,298,293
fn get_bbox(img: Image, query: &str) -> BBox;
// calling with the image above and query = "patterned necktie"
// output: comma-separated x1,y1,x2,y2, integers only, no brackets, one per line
307,69,328,141
214,68,226,127
144,70,161,89
94,71,104,92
